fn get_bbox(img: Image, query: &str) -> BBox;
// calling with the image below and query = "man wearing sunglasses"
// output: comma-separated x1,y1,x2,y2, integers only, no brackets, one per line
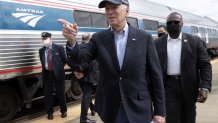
155,12,212,123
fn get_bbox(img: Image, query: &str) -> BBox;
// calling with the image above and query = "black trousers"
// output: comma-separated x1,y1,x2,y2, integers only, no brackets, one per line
165,77,196,123
89,100,95,112
43,70,67,115
80,81,94,121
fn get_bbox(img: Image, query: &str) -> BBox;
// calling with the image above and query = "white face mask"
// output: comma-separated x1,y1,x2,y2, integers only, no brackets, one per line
42,38,51,47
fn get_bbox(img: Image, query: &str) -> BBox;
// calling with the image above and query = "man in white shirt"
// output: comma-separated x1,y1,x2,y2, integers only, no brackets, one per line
155,12,212,123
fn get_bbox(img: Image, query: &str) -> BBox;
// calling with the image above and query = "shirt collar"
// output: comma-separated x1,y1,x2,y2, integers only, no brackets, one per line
111,22,129,36
167,32,182,41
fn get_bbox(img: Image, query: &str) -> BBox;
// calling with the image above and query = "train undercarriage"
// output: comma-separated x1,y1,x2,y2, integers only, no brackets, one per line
0,72,82,122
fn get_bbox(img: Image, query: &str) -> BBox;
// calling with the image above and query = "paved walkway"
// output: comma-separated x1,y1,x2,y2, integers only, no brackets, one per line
16,60,218,123
196,59,218,123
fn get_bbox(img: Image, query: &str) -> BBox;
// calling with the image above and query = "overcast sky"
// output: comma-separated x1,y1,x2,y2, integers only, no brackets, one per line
147,0,218,21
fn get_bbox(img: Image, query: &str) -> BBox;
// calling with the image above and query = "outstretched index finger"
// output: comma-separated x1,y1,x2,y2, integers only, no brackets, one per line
57,19,71,25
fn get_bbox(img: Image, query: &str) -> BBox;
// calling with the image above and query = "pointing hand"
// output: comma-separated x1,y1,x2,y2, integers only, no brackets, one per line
58,19,78,46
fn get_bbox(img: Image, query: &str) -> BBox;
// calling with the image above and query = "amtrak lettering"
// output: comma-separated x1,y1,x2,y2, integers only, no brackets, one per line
16,8,44,14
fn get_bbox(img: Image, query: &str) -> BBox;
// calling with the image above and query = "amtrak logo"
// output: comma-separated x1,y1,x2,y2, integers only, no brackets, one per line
12,12,45,27
12,8,45,27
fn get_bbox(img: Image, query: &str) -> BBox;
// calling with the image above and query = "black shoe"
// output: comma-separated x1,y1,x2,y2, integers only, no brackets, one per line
47,113,53,120
80,118,96,123
91,110,95,116
61,112,67,118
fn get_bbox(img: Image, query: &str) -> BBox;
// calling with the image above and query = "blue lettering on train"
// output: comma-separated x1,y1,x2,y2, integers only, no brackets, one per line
0,1,73,31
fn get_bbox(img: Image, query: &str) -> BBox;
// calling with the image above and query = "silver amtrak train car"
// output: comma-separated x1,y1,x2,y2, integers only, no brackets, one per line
0,0,218,122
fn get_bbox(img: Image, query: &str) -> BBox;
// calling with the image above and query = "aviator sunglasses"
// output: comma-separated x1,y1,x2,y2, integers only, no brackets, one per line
167,21,180,25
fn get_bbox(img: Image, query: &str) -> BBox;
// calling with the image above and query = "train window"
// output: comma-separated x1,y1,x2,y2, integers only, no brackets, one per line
212,29,217,35
209,29,212,35
203,28,206,34
199,27,206,35
91,13,108,28
127,17,138,28
143,19,158,30
206,28,209,35
191,26,198,33
73,11,92,27
206,28,212,35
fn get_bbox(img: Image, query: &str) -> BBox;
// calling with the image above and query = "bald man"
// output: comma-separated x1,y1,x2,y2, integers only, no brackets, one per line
82,32,91,43
155,12,212,123
72,32,98,123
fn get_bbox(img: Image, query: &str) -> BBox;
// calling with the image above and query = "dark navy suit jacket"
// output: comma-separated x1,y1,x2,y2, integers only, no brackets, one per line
155,33,212,103
67,25,166,123
39,43,67,81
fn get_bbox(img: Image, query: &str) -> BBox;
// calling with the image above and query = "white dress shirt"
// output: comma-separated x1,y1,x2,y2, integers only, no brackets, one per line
167,33,182,75
112,23,129,69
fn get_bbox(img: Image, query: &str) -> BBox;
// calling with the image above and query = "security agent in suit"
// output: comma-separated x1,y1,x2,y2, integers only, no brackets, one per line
58,0,166,123
39,32,67,120
154,12,212,123
75,60,99,123
81,33,98,117
73,33,99,123
157,25,167,37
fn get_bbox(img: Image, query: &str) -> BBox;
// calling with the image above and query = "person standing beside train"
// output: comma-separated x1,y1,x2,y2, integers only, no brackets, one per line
39,32,67,120
73,32,99,123
154,12,212,123
58,0,166,123
157,25,167,37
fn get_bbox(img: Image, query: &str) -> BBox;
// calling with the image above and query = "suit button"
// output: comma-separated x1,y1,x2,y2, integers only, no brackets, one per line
119,77,122,80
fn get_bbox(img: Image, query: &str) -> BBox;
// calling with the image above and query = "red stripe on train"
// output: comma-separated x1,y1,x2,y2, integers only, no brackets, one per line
0,66,42,74
12,0,163,22
13,0,99,12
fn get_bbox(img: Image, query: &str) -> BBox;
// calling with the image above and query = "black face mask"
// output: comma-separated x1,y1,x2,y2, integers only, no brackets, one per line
158,32,165,37
166,24,181,36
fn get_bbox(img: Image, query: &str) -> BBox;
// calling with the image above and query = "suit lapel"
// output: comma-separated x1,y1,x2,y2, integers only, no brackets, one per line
104,29,120,72
181,33,188,66
121,25,136,71
41,47,46,67
162,35,168,73
51,44,56,58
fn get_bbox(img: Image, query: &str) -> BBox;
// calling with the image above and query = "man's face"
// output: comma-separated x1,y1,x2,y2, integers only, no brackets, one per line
105,3,129,28
166,13,183,37
157,27,166,34
41,37,52,47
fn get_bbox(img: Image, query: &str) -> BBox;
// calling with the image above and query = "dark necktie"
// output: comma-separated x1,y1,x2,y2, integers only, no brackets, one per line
47,48,52,70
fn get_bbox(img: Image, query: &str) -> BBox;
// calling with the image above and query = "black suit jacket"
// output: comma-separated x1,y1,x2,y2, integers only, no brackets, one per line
39,43,67,81
155,33,212,103
67,25,165,123
73,43,99,84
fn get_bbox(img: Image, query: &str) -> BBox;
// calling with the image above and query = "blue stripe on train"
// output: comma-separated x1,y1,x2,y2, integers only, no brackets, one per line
0,1,73,31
